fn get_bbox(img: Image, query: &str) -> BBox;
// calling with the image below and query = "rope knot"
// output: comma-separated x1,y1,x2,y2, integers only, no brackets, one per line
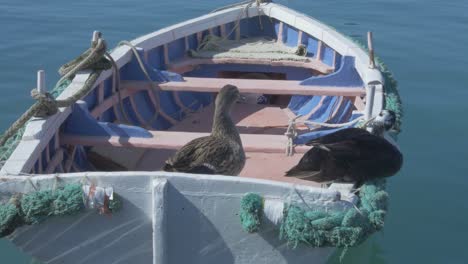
30,89,58,117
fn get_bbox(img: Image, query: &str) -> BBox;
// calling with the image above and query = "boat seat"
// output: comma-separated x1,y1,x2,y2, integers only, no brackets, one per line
61,130,309,154
166,57,334,75
120,77,365,96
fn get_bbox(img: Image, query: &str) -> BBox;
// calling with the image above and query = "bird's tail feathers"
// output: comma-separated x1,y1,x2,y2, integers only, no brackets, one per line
162,161,175,172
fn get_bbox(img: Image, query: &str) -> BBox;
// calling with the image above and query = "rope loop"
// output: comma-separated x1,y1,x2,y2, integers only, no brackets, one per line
0,32,111,152
30,89,58,117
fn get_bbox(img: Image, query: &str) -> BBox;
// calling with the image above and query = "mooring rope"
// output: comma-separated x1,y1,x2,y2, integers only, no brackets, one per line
284,115,366,156
104,52,131,124
117,41,181,125
200,0,268,52
0,35,111,147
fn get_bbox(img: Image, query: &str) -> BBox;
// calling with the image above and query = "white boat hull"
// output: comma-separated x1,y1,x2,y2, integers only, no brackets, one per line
3,172,352,263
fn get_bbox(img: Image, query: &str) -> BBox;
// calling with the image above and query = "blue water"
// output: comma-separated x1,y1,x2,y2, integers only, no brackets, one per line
1,0,467,263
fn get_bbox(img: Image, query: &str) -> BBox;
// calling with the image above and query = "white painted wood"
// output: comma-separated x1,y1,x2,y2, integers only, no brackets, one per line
297,30,303,46
1,171,353,264
220,24,227,37
152,178,168,264
37,70,46,94
163,44,170,65
367,31,375,68
277,22,284,43
372,84,384,117
92,30,100,42
184,36,189,51
316,40,323,60
365,84,376,120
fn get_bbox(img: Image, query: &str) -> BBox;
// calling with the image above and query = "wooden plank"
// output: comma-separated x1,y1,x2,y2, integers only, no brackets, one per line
316,40,323,61
277,22,284,43
352,96,365,111
197,32,203,45
163,44,170,65
297,30,303,46
184,36,189,52
220,24,227,37
64,147,77,173
167,57,334,74
61,131,309,154
45,149,64,174
121,78,365,97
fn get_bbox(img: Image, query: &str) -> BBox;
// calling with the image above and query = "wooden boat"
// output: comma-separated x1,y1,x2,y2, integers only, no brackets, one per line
0,1,402,263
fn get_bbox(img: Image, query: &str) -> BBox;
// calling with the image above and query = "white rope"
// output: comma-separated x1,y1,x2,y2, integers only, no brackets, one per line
299,116,365,129
284,115,366,156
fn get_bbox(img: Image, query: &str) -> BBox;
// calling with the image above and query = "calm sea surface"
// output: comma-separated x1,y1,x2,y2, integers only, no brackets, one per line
1,0,467,263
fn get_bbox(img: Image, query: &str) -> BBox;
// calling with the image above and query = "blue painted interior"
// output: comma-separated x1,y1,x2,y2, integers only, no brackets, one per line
211,26,221,37
322,44,334,66
305,35,318,58
239,17,276,38
120,48,168,82
50,17,365,174
224,22,236,40
334,53,342,70
201,29,210,42
64,103,152,138
300,56,363,87
187,34,198,50
74,146,93,171
83,87,98,111
41,150,47,171
122,98,141,126
284,24,299,48
101,107,115,123
168,38,186,62
295,112,363,144
49,134,56,157
288,56,362,129
147,46,165,70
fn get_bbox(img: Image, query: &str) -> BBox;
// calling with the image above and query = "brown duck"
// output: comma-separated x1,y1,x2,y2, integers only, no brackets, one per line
162,85,246,175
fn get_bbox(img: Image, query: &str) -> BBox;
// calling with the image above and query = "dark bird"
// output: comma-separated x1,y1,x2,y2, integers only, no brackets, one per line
162,85,246,175
285,110,403,184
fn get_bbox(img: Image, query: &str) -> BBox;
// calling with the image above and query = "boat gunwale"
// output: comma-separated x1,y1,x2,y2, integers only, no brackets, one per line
1,2,384,178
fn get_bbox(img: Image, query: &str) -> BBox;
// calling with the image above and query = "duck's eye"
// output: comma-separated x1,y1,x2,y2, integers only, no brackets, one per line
379,113,383,116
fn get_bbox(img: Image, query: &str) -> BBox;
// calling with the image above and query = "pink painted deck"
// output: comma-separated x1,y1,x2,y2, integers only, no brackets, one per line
134,148,320,187
71,101,322,185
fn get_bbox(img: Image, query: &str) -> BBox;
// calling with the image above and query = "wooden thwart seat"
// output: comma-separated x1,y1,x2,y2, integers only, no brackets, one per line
61,131,309,154
166,57,335,75
120,77,365,96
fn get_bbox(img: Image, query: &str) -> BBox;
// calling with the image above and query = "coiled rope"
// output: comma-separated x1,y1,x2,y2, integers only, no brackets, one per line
0,34,111,147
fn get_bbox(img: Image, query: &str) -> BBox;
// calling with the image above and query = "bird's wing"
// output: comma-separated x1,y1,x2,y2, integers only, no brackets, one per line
319,141,362,160
165,136,236,173
306,128,370,146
